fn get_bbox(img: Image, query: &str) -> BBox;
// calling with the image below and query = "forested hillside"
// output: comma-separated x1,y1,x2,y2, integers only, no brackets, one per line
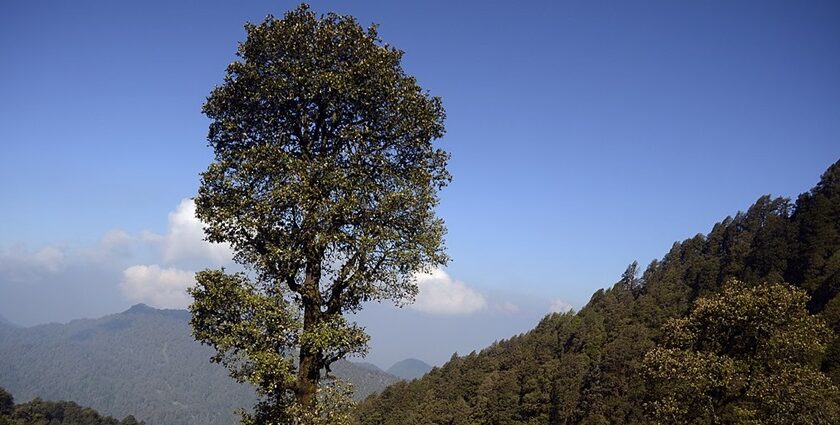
0,387,144,425
0,304,400,425
354,159,840,424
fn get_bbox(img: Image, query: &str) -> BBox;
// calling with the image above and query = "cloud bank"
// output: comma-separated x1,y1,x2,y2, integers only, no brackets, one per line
0,240,133,325
549,298,574,313
0,245,66,283
2,198,497,321
143,199,233,265
409,269,487,315
120,264,195,309
120,199,234,308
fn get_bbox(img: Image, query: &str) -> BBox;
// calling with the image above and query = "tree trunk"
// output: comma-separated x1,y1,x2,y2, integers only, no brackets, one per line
297,307,322,410
296,260,324,412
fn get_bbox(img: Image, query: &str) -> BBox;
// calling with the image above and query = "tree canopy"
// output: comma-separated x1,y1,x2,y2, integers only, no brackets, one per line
0,387,144,425
189,3,449,423
643,282,839,424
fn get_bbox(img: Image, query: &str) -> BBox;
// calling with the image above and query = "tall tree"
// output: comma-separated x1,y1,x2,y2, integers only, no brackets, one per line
643,282,839,424
188,3,449,423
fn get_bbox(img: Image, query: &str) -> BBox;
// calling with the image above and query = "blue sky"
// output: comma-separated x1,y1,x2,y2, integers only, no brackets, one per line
1,1,839,367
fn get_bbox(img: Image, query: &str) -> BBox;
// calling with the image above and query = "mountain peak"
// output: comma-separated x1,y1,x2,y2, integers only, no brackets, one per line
124,303,154,314
121,304,190,321
386,358,432,380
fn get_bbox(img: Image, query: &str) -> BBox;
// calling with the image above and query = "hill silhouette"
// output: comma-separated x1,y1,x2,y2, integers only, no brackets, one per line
0,304,399,425
386,358,433,380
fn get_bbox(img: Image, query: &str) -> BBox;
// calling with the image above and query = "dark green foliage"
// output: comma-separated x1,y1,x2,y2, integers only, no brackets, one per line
0,387,144,425
0,304,399,425
643,282,839,424
0,388,13,416
790,161,840,311
192,3,449,421
355,159,840,424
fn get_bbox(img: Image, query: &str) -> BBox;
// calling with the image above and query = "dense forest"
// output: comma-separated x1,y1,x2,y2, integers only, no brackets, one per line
0,387,143,425
354,159,840,424
0,304,400,424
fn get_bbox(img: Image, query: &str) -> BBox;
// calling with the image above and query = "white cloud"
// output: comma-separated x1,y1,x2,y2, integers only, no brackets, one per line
100,229,131,250
31,246,65,272
409,269,487,315
117,199,234,309
146,199,232,265
141,231,163,244
120,265,195,309
549,298,574,314
95,229,133,258
496,301,521,315
0,245,66,282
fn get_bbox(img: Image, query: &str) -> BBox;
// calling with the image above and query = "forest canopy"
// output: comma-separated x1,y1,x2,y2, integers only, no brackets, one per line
354,160,840,424
0,387,144,425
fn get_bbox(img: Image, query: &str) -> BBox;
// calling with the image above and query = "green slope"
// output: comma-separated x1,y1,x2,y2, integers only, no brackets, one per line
0,304,400,425
355,159,840,424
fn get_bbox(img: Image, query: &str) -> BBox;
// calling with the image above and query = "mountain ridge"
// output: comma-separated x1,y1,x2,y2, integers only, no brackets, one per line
0,313,16,328
354,159,840,423
0,303,401,425
387,358,433,380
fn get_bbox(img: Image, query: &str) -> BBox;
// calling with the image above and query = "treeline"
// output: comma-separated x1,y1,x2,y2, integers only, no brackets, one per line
0,387,143,425
354,159,840,424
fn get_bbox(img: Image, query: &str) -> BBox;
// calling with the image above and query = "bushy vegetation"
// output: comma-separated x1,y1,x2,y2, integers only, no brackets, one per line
643,282,838,424
354,159,840,424
0,387,143,425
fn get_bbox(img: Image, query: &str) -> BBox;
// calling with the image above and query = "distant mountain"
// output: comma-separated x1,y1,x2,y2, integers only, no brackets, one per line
387,358,432,380
332,361,400,396
350,361,386,373
0,313,17,328
0,304,399,425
